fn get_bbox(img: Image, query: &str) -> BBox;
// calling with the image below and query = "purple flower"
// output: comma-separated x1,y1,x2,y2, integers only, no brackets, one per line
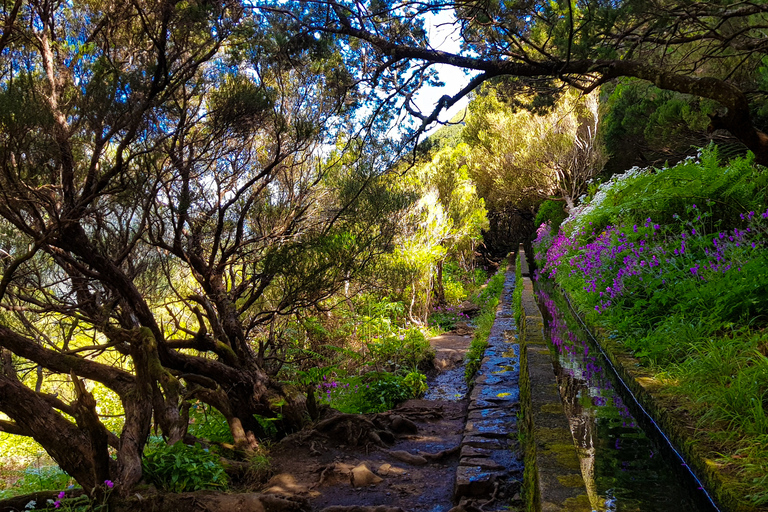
58,492,66,499
104,480,114,489
54,501,62,509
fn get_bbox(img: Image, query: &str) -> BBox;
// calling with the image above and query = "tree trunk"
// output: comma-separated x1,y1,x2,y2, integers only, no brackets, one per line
0,375,102,491
435,259,446,306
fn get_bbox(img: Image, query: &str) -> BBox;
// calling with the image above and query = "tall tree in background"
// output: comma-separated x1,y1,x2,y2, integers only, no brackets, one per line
464,87,605,213
269,0,768,163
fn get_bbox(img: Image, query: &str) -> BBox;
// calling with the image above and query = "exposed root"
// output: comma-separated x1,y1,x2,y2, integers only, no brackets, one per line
386,450,428,466
312,465,332,490
392,405,443,421
478,481,500,511
419,445,460,462
315,413,387,448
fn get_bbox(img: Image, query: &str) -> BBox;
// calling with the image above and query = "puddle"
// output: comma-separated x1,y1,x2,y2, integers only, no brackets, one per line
424,366,467,401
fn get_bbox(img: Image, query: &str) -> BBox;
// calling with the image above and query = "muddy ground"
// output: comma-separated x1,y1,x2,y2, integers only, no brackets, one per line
261,329,476,512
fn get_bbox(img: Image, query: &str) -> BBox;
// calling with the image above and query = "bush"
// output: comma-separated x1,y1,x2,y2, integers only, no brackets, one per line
142,442,228,493
316,370,427,413
365,327,433,371
427,306,470,331
187,404,234,444
534,200,567,233
360,373,419,413
534,147,768,505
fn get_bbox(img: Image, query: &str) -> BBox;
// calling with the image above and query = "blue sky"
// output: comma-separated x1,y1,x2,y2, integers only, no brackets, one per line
414,9,478,133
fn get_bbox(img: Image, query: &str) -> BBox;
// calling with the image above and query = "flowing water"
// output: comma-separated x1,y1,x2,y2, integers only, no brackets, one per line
536,284,720,512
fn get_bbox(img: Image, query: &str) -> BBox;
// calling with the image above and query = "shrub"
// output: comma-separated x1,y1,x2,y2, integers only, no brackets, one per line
360,373,418,413
187,404,234,444
534,200,567,233
0,466,74,499
142,442,228,493
427,306,470,331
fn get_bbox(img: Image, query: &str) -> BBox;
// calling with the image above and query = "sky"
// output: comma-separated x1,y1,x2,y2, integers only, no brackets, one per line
413,9,478,134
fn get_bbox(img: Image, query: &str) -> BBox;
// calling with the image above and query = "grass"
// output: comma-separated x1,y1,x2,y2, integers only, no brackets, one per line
465,258,508,382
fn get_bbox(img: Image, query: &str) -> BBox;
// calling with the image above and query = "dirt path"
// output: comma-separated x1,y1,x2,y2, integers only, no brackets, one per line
262,328,475,512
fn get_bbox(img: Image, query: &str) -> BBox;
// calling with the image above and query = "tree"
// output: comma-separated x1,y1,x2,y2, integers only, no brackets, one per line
417,144,488,305
0,0,403,494
382,143,487,320
266,0,768,164
463,87,606,212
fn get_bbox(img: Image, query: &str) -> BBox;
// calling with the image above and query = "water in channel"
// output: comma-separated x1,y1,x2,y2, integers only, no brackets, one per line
535,283,719,512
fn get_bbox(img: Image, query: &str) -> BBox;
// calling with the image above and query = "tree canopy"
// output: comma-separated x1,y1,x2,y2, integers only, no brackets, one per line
1,0,767,501
266,0,768,163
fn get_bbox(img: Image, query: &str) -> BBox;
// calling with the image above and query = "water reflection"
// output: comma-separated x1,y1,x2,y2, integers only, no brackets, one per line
537,287,707,512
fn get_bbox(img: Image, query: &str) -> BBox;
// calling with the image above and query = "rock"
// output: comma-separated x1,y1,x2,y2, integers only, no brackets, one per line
377,463,406,476
459,457,506,471
454,466,503,499
350,464,383,487
386,450,428,465
263,473,309,496
460,445,492,458
390,415,418,434
461,435,507,450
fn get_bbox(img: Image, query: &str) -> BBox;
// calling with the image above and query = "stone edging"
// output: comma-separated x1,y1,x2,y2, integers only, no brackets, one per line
517,249,591,512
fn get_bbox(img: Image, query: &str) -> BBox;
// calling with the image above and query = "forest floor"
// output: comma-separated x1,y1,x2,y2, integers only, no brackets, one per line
262,327,475,512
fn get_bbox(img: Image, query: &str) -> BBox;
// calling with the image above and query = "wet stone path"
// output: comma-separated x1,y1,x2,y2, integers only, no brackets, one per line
453,265,524,508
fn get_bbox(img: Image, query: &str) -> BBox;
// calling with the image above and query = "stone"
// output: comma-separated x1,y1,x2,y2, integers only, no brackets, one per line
460,445,492,458
264,473,310,496
465,417,517,437
467,408,517,422
376,463,406,476
350,464,383,487
454,465,503,499
390,415,418,434
461,435,507,450
386,450,428,466
460,457,506,471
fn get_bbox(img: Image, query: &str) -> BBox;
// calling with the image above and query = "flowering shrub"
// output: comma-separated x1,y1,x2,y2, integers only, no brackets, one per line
316,371,427,413
538,203,768,329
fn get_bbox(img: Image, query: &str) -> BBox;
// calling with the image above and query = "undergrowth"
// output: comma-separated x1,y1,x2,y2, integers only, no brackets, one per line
465,259,508,382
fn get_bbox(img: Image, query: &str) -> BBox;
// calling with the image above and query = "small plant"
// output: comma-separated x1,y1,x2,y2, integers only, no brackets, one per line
0,466,75,499
142,441,228,493
402,370,428,396
361,373,417,413
534,200,567,233
427,306,469,331
465,262,507,382
49,480,114,511
187,403,234,444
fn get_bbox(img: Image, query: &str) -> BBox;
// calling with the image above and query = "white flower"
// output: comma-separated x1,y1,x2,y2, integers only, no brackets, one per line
25,501,36,510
